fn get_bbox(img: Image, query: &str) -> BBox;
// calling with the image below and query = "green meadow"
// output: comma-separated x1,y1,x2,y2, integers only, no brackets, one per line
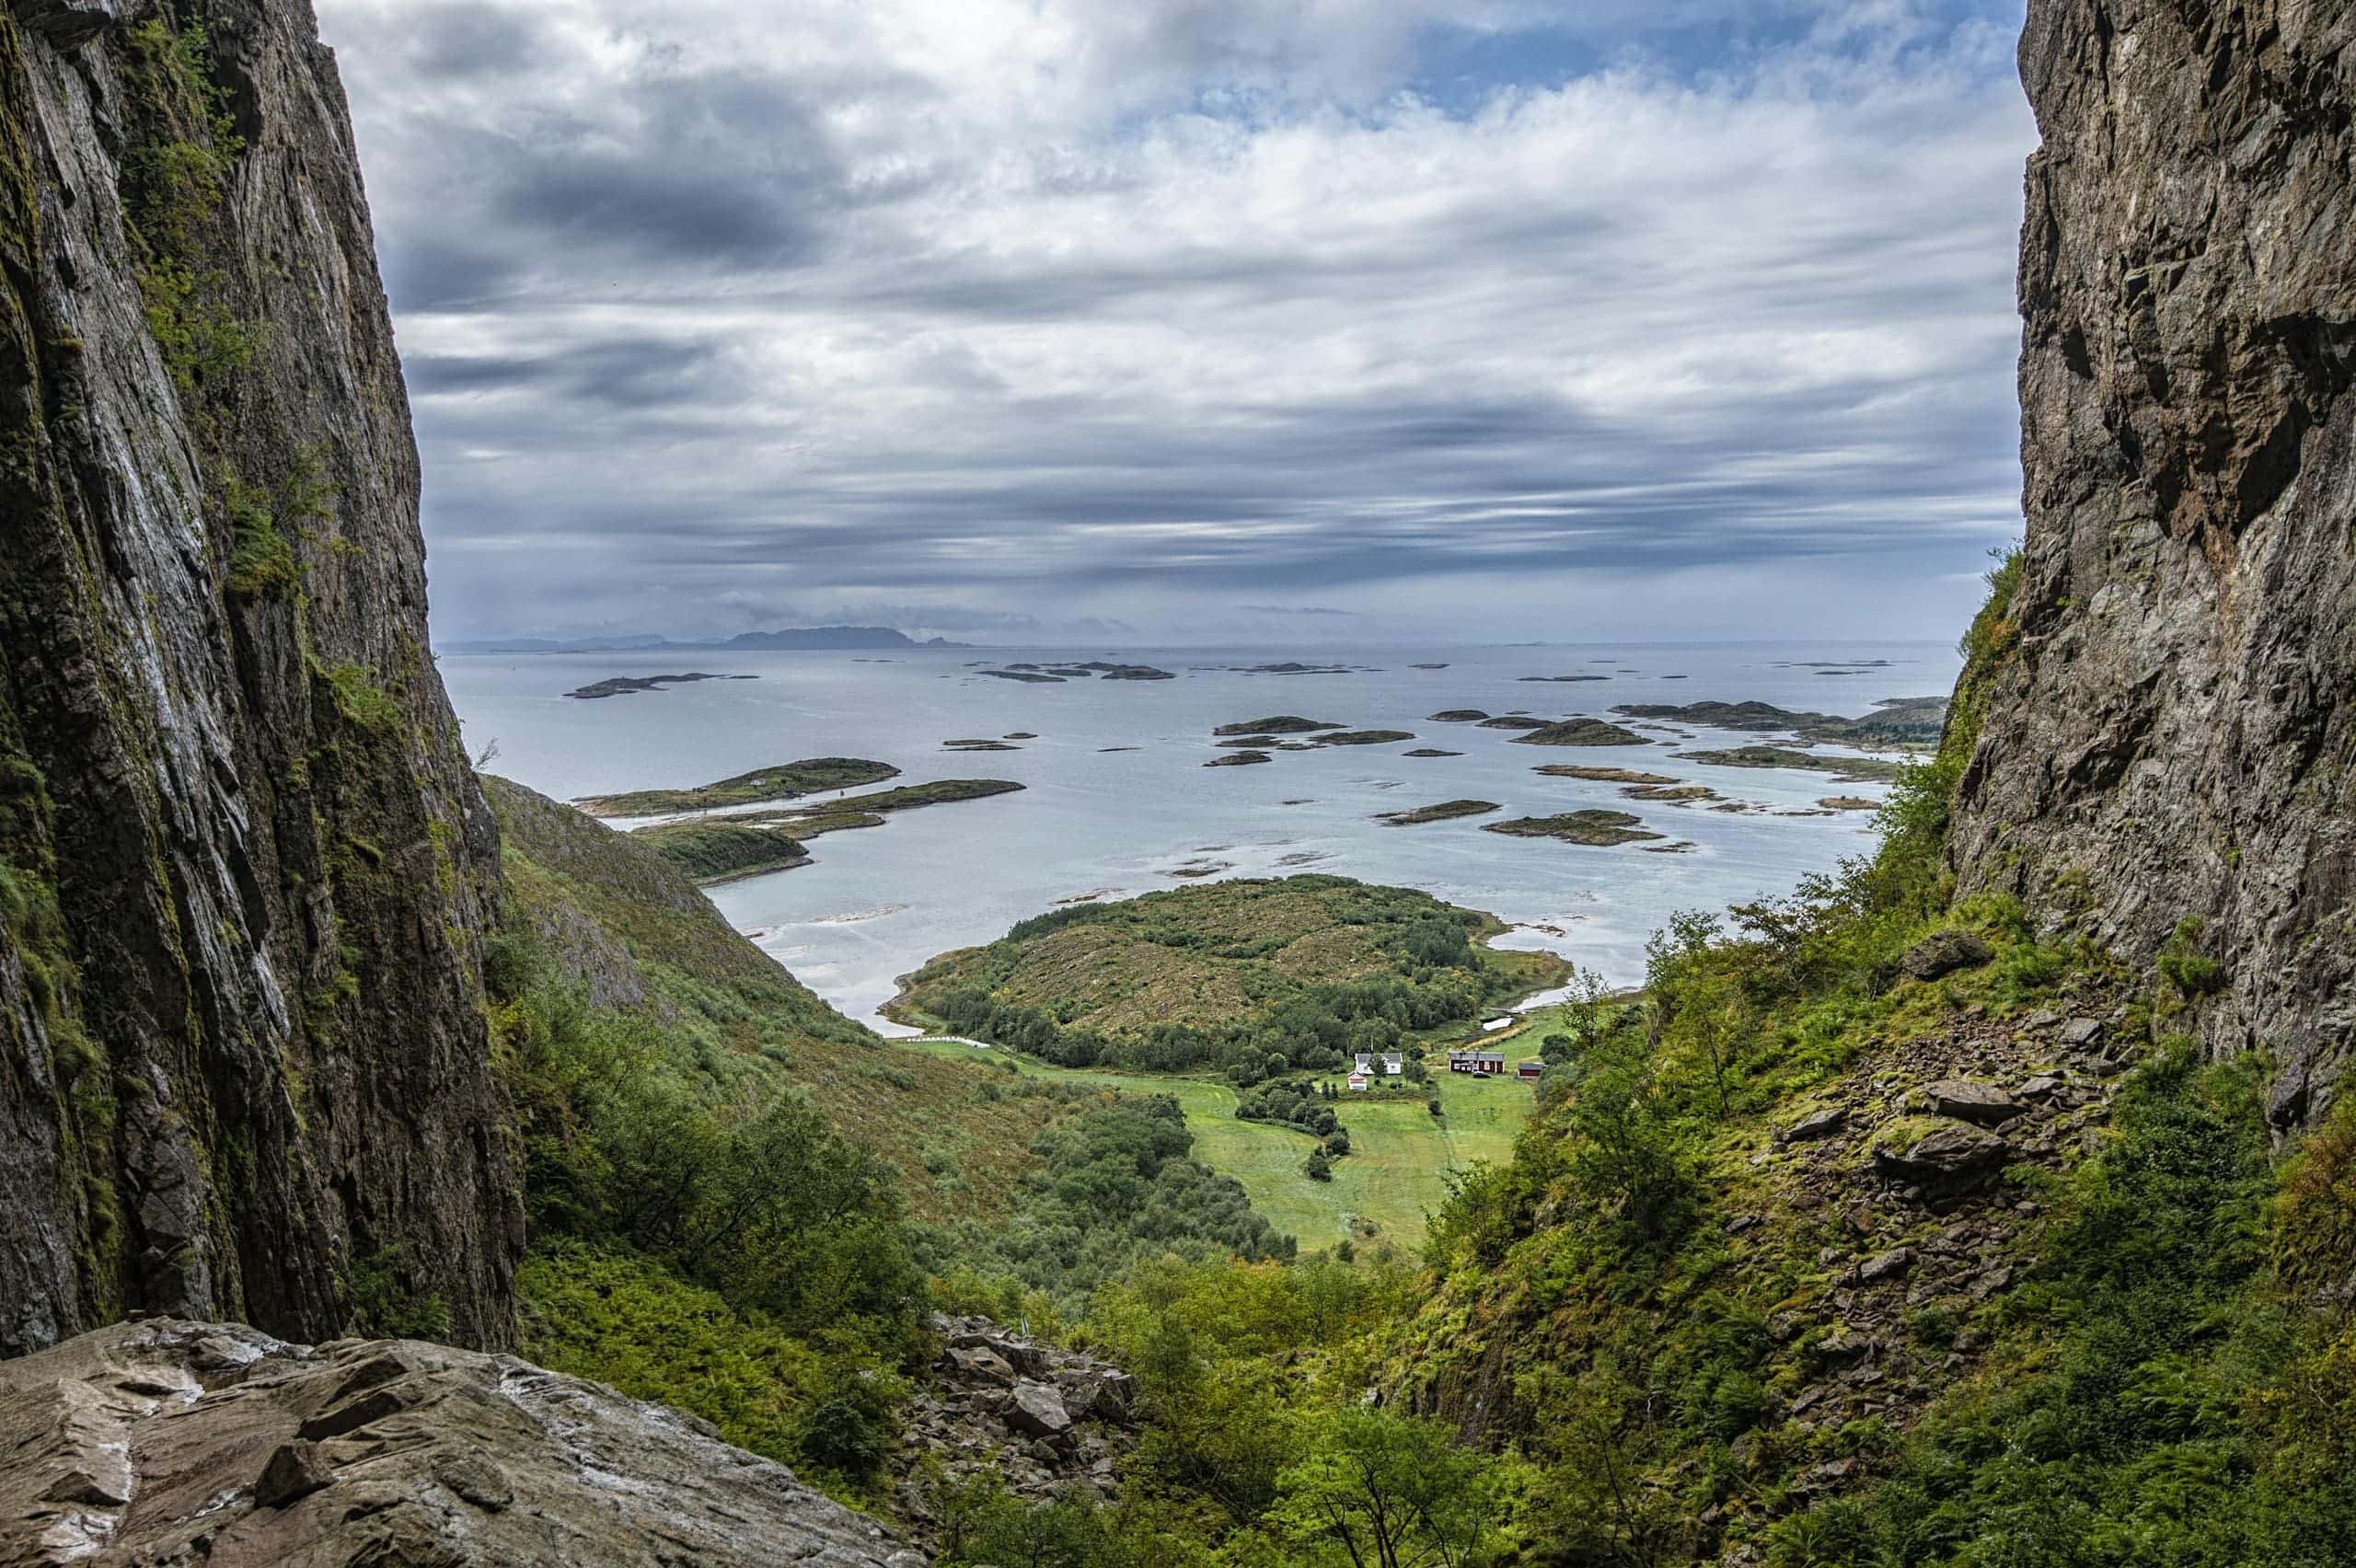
892,1035,1539,1251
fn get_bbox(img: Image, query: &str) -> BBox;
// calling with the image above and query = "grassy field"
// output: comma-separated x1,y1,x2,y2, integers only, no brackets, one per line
893,1037,1538,1252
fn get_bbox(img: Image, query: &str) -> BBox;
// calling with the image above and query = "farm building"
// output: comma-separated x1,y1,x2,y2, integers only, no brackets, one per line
1517,1060,1544,1081
1448,1048,1507,1075
1346,1072,1370,1091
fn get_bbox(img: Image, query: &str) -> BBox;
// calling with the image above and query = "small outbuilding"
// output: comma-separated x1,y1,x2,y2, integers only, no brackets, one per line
1346,1072,1370,1092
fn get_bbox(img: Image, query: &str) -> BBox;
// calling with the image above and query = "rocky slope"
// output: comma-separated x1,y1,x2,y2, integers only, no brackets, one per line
0,1317,918,1566
0,0,516,1354
892,1315,1139,1551
1950,0,2356,1125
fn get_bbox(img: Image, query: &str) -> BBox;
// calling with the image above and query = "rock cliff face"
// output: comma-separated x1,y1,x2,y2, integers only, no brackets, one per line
0,1319,918,1566
0,0,518,1355
1951,0,2356,1124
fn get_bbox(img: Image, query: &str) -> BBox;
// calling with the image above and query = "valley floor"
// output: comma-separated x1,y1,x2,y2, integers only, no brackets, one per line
891,1036,1536,1251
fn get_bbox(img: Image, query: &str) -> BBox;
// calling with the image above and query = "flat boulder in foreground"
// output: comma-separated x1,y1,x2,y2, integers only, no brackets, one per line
0,1320,916,1567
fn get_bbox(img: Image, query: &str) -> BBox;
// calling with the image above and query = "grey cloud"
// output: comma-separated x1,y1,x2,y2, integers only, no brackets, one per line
404,337,725,409
312,0,2034,645
394,4,549,78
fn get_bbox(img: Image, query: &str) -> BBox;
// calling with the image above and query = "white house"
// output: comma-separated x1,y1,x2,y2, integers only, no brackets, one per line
1354,1053,1373,1074
1381,1052,1404,1076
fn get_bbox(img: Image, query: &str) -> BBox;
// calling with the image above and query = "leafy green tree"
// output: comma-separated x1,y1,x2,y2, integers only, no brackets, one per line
1268,1407,1497,1568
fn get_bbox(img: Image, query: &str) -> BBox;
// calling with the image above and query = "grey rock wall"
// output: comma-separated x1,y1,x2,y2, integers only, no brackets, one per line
1952,0,2356,1124
0,0,518,1353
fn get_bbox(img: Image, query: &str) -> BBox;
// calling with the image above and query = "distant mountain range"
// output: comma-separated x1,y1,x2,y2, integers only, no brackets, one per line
443,626,973,654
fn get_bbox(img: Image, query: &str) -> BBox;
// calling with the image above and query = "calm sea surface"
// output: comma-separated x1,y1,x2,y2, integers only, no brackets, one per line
439,642,1960,1032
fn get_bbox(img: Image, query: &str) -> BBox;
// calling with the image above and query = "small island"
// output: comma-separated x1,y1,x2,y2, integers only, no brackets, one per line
1509,718,1651,747
1674,745,1905,782
1476,715,1550,730
1613,696,1947,747
1623,783,1719,803
1214,716,1342,736
1317,729,1416,746
1518,674,1609,683
1377,800,1501,826
564,672,755,700
887,875,1568,1076
1233,662,1354,674
628,820,814,882
1404,748,1463,758
944,738,1021,752
630,778,1026,882
1534,765,1681,784
576,756,900,817
1483,810,1665,847
1207,751,1273,767
1427,709,1488,721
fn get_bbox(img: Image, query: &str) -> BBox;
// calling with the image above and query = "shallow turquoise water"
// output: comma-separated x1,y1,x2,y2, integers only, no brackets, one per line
440,641,1958,1029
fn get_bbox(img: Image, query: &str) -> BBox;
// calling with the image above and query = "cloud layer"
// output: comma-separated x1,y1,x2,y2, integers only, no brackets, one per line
314,0,2035,644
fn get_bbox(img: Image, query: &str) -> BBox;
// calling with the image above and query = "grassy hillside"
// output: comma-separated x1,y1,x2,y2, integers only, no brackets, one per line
890,875,1568,1078
487,776,1057,1225
481,776,1311,1518
1372,552,2356,1562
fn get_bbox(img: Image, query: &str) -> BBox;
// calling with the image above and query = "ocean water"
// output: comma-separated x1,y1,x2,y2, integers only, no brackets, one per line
439,642,1961,1031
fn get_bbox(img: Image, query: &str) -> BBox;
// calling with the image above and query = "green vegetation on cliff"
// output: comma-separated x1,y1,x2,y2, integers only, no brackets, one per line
892,875,1566,1080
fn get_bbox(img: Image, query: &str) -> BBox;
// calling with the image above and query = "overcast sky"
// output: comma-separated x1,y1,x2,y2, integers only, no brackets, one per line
313,0,2035,647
